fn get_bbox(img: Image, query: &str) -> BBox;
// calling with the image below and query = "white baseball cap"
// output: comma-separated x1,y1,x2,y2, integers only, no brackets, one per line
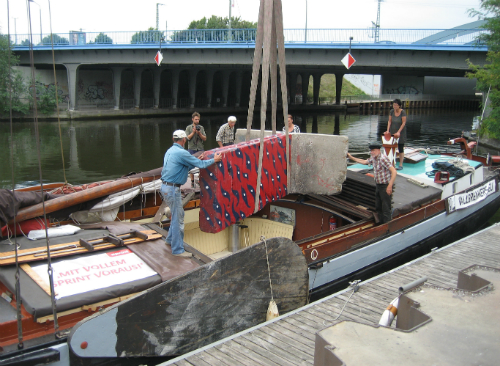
173,130,187,138
228,116,237,122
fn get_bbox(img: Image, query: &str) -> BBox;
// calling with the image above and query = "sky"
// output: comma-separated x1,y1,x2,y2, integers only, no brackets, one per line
0,0,483,38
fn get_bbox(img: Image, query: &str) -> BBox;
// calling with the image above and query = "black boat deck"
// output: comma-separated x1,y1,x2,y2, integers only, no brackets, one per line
162,223,500,365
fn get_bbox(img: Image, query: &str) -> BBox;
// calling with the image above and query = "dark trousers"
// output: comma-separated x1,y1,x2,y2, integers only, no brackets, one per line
375,184,392,224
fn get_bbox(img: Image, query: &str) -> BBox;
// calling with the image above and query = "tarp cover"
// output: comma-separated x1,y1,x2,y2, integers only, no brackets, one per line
0,228,161,319
0,189,58,227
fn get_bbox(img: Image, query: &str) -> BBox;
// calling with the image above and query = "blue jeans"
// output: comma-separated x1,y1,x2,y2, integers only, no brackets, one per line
160,184,185,254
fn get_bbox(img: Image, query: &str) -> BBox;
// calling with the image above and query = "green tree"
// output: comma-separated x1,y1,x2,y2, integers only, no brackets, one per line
20,39,32,47
131,27,163,44
41,33,69,45
93,32,113,44
467,0,500,138
172,16,257,42
188,15,257,30
0,34,28,114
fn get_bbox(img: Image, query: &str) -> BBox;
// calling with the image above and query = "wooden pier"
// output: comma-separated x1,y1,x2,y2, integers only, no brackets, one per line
353,98,480,112
161,223,500,365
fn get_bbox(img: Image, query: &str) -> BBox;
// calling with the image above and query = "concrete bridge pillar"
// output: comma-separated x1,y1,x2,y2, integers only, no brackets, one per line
301,73,310,105
335,73,344,105
189,69,198,108
313,73,322,106
289,72,298,104
222,70,231,107
206,70,215,108
133,67,143,108
171,69,180,109
64,63,80,110
235,71,243,107
311,115,318,133
114,124,122,157
334,114,340,135
111,67,125,110
153,67,163,109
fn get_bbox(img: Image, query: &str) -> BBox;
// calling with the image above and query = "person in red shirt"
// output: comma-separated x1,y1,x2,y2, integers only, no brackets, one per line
347,143,397,223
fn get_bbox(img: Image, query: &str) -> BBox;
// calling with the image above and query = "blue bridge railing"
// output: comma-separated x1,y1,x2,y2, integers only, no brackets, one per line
9,28,487,48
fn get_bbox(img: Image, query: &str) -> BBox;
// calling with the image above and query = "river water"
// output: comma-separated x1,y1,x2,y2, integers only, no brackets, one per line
0,108,487,189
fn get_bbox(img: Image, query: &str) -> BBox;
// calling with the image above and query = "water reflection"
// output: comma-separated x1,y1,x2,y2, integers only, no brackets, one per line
0,109,483,188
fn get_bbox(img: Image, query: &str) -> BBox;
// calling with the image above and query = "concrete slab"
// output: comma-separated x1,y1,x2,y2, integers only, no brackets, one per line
234,129,273,143
316,269,500,366
289,134,348,195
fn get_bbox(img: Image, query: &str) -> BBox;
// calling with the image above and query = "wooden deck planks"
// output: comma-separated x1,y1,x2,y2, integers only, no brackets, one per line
240,332,312,366
162,224,500,366
204,347,247,366
263,323,316,350
213,343,263,365
252,328,315,357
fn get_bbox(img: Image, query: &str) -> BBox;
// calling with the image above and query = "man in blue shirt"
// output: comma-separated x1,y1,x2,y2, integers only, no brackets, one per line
161,130,222,257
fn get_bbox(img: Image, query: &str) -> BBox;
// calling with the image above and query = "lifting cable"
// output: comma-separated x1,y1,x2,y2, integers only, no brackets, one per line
47,0,67,184
6,0,23,349
26,0,60,337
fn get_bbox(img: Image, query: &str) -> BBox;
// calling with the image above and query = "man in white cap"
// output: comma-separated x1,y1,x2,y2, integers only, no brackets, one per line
161,130,222,257
216,116,237,147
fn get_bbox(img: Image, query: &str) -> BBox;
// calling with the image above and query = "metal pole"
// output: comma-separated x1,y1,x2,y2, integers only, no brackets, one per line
39,8,42,43
14,17,17,44
156,3,164,30
305,0,307,43
28,0,42,43
349,36,353,54
228,0,232,42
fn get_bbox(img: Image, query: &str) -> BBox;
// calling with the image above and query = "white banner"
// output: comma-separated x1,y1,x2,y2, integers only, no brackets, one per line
32,249,157,299
447,180,497,213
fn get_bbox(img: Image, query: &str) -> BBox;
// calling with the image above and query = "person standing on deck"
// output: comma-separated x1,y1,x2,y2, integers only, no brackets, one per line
386,98,407,170
347,143,397,224
185,112,206,154
161,130,222,257
282,114,301,134
216,116,237,147
185,112,206,187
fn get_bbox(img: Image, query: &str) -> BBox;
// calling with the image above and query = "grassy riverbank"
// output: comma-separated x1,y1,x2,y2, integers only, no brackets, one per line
307,74,367,100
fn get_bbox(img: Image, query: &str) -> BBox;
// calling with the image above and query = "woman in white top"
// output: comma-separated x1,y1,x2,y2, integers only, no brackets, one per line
282,114,300,134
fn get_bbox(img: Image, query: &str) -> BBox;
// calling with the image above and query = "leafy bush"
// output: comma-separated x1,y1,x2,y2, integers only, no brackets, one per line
93,32,113,44
0,34,29,114
131,27,163,44
41,34,69,45
467,0,500,139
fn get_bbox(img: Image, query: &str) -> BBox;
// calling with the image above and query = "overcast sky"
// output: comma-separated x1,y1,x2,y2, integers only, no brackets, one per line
0,0,482,38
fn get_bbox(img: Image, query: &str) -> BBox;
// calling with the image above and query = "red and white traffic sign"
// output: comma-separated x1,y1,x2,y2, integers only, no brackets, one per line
154,51,163,66
341,53,356,69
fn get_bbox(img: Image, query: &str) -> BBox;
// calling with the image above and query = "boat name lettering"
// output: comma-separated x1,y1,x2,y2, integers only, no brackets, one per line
457,183,494,205
447,180,496,213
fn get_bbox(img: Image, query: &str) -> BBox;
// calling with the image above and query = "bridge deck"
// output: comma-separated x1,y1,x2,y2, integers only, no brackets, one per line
161,223,500,365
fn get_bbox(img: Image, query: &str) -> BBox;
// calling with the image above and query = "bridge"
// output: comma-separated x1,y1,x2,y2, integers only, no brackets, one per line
11,23,488,111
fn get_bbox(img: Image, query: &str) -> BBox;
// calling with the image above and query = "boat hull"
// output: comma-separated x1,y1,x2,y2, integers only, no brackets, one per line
310,186,500,298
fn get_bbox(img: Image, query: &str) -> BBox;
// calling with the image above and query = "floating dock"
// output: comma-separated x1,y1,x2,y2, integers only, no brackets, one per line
161,223,500,366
